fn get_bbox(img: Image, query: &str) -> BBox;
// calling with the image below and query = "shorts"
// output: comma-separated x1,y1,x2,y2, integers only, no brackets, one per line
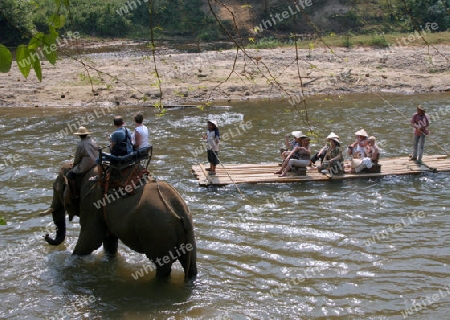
207,150,220,165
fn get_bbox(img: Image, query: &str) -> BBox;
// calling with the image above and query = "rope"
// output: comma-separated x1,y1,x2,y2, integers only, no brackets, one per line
375,93,449,156
213,150,250,203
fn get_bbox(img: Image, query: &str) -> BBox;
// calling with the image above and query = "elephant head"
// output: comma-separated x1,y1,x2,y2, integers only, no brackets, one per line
40,163,80,246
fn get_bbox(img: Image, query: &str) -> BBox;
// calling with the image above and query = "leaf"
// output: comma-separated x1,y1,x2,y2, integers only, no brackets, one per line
48,26,59,38
59,15,66,28
50,14,66,28
28,32,44,50
16,45,32,78
63,0,70,8
0,217,6,225
43,33,58,65
0,45,12,73
30,50,42,81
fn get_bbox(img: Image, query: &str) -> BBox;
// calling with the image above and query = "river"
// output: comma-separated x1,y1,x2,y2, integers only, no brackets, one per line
1,92,449,319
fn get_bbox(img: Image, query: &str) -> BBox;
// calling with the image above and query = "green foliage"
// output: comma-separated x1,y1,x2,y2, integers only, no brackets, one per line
403,0,450,31
0,45,12,72
0,0,36,46
342,32,353,48
16,44,32,77
369,32,389,47
32,0,222,39
33,0,135,36
198,29,220,42
246,37,284,49
331,10,364,32
0,217,6,225
1,0,65,80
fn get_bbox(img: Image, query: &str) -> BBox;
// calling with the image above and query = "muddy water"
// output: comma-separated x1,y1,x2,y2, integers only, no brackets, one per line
1,93,449,319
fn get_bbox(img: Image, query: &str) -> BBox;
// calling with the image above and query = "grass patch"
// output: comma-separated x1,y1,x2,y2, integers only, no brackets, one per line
246,37,287,49
308,31,450,49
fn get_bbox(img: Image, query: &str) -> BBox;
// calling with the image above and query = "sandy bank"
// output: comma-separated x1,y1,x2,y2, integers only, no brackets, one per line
0,43,449,108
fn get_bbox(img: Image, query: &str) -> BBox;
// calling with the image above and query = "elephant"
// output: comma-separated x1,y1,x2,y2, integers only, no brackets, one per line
40,163,197,280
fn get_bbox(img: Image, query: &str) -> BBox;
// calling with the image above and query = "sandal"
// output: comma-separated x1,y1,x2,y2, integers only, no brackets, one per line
274,171,282,174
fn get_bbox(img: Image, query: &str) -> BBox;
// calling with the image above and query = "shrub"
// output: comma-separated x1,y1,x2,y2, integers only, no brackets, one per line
369,32,389,47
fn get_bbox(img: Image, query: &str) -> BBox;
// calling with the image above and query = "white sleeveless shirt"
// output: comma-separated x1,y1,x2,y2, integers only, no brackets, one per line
133,125,149,148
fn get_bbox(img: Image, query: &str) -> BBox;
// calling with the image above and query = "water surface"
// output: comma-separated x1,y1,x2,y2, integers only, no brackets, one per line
1,92,449,319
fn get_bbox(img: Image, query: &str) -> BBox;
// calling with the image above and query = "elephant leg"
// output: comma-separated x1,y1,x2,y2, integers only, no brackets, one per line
177,250,197,280
155,261,173,278
73,229,103,256
103,233,118,257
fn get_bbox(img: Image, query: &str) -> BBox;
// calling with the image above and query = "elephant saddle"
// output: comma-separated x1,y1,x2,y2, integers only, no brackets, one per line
100,164,150,197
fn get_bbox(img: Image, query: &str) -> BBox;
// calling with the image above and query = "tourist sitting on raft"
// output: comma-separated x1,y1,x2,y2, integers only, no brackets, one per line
347,128,369,159
311,141,329,165
317,132,344,176
280,130,304,161
349,136,380,173
276,133,311,176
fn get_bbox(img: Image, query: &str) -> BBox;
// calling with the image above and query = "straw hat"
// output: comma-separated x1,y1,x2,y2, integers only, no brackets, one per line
354,129,368,137
351,158,363,168
291,131,307,139
326,132,340,143
368,136,376,142
73,126,92,135
417,104,425,111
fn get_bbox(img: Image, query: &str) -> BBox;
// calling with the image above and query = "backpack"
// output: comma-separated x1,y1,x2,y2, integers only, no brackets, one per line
112,128,132,156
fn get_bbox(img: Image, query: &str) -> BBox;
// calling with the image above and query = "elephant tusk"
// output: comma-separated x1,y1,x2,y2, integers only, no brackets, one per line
39,207,54,217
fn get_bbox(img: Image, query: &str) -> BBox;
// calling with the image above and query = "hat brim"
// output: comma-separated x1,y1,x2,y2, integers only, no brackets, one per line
73,131,92,135
355,130,368,137
328,138,340,144
291,131,306,139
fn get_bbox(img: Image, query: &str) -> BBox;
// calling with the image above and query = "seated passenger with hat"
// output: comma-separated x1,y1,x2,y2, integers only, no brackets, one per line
277,133,311,176
350,136,380,173
317,132,343,176
280,130,305,161
347,128,369,159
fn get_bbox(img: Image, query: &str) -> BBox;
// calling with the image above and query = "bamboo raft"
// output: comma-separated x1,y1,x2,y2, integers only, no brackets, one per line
191,155,450,186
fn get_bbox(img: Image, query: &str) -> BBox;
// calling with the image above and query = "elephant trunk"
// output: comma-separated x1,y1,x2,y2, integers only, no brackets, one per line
44,172,67,246
45,219,66,246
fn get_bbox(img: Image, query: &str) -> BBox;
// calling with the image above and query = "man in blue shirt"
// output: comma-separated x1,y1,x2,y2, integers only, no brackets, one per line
110,116,133,156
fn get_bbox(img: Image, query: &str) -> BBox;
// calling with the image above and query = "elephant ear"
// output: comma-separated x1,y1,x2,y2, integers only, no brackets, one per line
63,183,81,221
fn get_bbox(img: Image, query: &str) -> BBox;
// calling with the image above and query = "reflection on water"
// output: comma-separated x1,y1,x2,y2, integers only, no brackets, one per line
1,93,449,319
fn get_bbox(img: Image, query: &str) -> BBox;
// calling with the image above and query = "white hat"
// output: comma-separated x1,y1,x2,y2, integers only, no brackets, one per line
73,126,92,135
354,129,368,137
326,132,340,143
208,120,218,127
291,131,307,139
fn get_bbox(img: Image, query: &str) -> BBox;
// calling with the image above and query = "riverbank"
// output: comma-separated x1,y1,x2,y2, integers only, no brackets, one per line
0,42,449,108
